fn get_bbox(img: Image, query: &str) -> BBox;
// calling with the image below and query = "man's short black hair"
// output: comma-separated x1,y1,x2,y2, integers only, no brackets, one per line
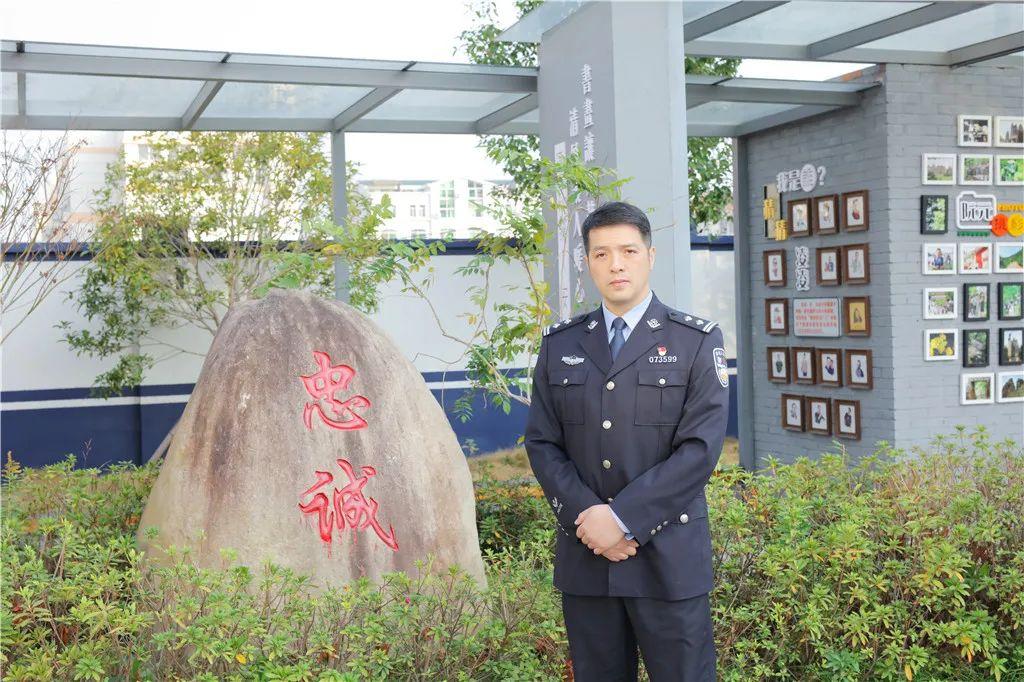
581,201,652,252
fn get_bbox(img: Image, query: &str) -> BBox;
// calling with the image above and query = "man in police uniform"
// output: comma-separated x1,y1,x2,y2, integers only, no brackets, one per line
525,201,729,681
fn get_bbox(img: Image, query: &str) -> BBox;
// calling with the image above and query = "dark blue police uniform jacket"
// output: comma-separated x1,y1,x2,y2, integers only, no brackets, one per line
525,292,729,601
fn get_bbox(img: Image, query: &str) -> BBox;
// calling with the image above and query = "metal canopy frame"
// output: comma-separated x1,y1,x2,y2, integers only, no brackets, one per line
500,1,1024,69
1,39,878,138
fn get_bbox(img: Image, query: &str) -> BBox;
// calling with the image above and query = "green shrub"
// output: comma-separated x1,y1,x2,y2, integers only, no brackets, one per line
2,427,1022,680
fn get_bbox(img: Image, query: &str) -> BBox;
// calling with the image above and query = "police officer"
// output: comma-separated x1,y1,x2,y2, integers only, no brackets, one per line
525,201,729,681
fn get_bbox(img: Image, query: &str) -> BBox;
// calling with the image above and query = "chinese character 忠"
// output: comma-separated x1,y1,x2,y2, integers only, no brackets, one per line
298,458,399,551
300,351,371,431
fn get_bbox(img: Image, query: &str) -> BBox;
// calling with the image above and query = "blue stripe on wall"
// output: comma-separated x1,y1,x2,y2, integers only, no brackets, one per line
2,370,739,469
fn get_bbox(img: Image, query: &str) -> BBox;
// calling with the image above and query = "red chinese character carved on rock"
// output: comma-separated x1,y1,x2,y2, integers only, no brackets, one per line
298,458,399,551
300,351,371,431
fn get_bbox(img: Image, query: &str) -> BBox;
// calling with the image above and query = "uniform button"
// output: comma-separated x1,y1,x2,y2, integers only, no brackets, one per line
602,419,612,429
607,497,614,503
679,513,689,524
650,529,657,536
606,380,615,390
656,524,663,530
658,377,666,385
602,459,611,469
562,377,568,385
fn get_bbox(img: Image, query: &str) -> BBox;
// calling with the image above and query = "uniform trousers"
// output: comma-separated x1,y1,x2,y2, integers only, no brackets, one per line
561,591,716,682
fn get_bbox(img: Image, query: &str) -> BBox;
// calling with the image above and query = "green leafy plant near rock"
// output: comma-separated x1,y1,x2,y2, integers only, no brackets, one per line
3,428,1022,680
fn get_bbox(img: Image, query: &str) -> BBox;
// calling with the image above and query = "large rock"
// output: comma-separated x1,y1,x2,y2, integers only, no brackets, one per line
138,289,486,589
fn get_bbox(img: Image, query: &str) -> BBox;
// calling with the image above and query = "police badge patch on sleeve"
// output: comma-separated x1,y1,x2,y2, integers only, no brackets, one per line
713,348,729,387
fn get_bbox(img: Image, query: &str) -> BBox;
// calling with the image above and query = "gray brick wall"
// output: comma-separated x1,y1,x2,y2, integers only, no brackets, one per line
741,63,1024,468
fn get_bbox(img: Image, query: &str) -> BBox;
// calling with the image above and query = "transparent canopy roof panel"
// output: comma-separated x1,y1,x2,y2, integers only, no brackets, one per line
2,72,16,114
0,39,226,62
203,82,373,118
688,100,798,127
698,1,931,45
718,77,870,93
370,89,527,122
850,3,1024,53
22,73,205,117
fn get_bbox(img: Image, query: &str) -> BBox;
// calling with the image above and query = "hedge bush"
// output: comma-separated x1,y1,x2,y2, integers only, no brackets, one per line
2,427,1022,680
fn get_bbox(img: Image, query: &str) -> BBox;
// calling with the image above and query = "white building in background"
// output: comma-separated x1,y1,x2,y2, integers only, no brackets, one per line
358,178,511,240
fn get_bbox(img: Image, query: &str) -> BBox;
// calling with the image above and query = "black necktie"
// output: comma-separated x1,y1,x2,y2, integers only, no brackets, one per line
610,317,626,361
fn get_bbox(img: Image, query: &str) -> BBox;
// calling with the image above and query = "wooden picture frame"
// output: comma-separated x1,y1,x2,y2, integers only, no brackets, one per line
805,396,832,435
920,195,949,235
813,194,839,234
841,190,869,232
792,346,817,385
963,283,990,322
781,393,805,432
833,399,861,440
816,348,843,387
816,247,842,286
843,296,871,337
763,249,787,287
766,298,789,335
767,346,790,383
844,349,873,389
787,198,812,237
963,329,990,369
842,243,870,285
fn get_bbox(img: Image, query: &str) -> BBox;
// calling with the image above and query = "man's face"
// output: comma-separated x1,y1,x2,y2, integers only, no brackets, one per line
585,224,655,309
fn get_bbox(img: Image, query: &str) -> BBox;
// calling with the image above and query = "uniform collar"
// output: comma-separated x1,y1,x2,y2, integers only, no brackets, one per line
601,289,654,335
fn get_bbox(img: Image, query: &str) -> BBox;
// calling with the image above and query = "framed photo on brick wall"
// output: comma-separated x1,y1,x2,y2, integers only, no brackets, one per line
813,194,839,234
766,298,789,335
768,347,790,383
781,394,805,432
842,243,870,284
833,399,861,440
816,348,843,387
841,190,869,231
763,249,787,287
787,198,812,237
843,297,871,336
805,397,832,435
844,349,873,389
920,195,949,235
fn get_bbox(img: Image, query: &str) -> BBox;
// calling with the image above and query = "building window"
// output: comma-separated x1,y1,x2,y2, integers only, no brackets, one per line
439,182,455,218
417,205,426,217
381,229,397,240
409,205,417,217
468,180,485,217
440,228,455,239
410,228,428,240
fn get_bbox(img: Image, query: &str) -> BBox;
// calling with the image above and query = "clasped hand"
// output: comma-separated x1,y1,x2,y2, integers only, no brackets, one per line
574,504,639,562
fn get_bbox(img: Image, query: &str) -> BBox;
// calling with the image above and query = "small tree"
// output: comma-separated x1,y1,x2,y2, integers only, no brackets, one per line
60,132,396,395
1,131,88,343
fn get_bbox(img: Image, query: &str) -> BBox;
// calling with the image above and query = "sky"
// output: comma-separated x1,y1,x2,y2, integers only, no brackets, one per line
0,0,869,180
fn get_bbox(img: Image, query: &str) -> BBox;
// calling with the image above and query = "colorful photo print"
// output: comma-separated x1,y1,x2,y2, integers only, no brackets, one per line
764,249,787,287
920,195,948,235
997,155,1024,185
792,347,816,385
961,372,995,405
766,298,789,335
995,243,1024,273
767,346,790,383
788,198,812,237
814,194,838,234
960,154,993,185
816,348,842,387
843,297,871,336
997,371,1024,403
958,114,992,146
833,399,861,440
999,282,1023,320
816,247,841,286
842,243,869,285
844,349,872,389
805,397,832,435
924,287,958,320
1000,327,1024,366
923,243,956,275
841,190,868,231
925,329,959,361
922,153,956,184
963,329,990,368
782,393,805,432
959,243,992,274
963,283,990,322
995,116,1024,147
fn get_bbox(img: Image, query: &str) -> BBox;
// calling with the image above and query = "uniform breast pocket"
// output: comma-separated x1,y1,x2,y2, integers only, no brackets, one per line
549,369,587,424
635,368,688,425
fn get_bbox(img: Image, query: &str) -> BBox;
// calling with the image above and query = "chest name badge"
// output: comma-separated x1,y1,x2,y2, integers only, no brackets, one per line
561,355,585,366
